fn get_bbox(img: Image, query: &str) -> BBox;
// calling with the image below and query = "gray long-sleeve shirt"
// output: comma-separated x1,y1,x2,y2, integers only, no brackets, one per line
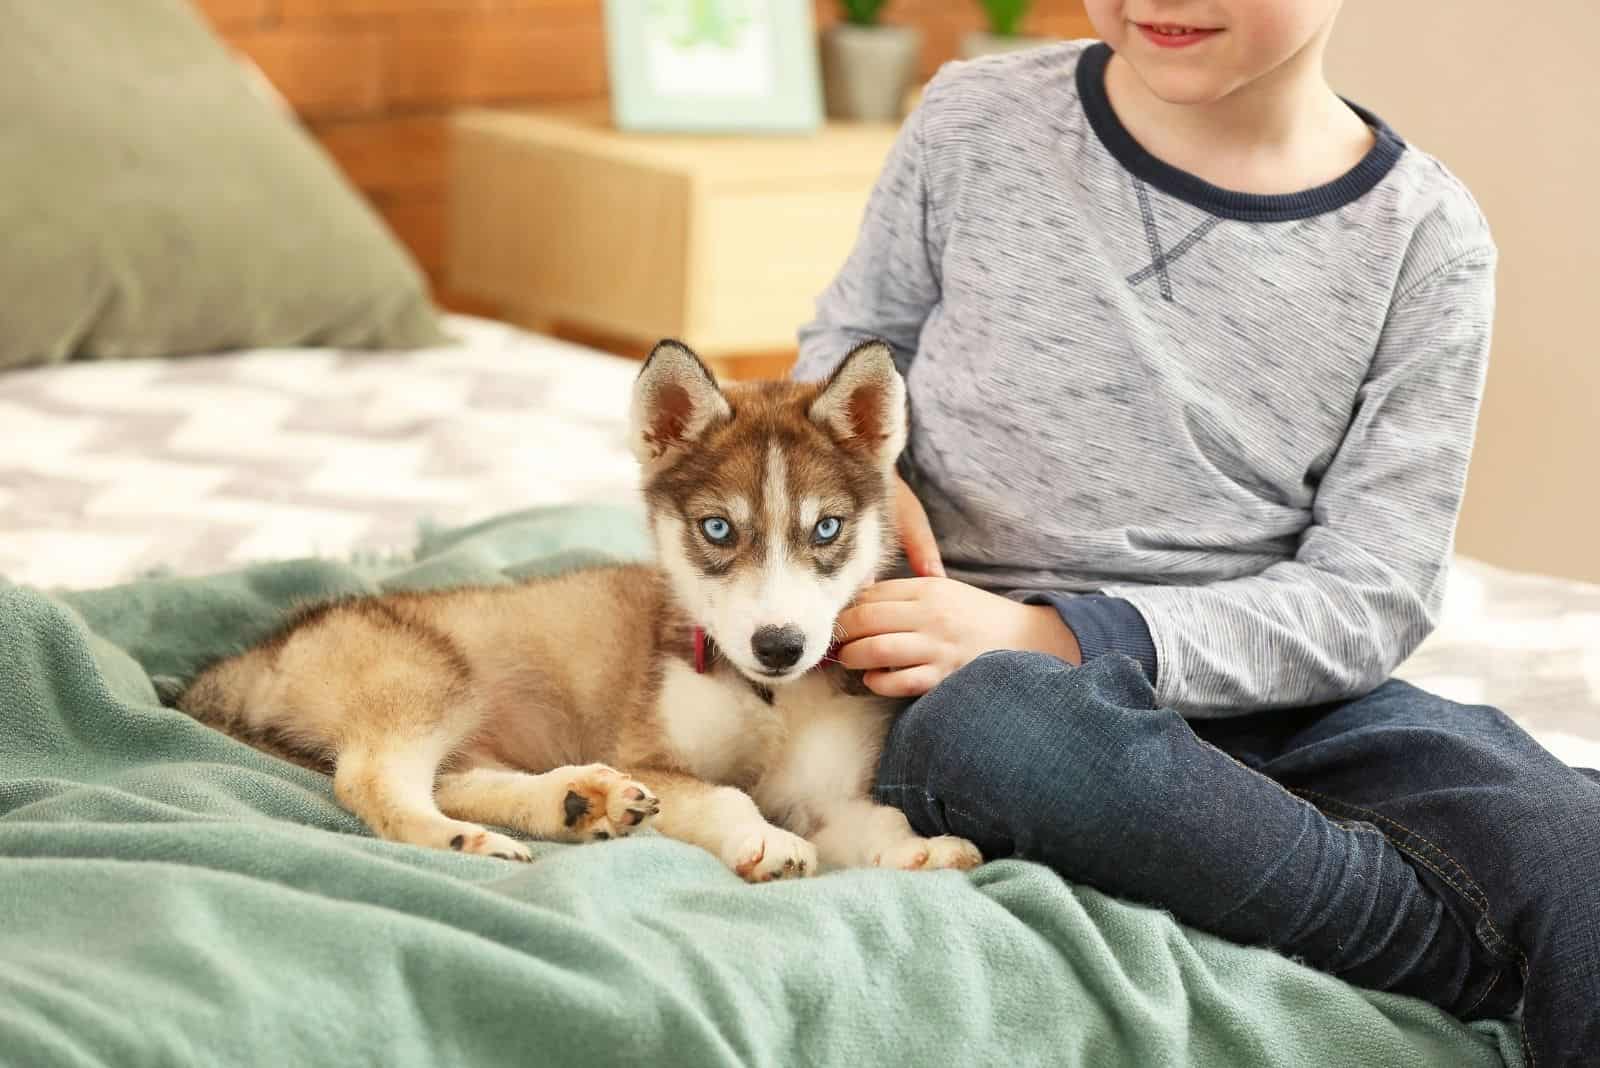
792,41,1496,715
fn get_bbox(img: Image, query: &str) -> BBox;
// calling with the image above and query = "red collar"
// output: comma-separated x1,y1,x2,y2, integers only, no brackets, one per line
693,626,710,674
692,627,841,675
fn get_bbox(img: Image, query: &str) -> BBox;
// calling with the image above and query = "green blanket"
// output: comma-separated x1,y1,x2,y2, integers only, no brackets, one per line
0,506,1521,1067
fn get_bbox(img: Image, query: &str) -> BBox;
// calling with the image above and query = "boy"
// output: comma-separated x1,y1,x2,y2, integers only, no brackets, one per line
793,2,1600,1064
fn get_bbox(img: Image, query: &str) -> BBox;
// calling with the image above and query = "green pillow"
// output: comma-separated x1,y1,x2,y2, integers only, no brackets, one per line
0,0,446,370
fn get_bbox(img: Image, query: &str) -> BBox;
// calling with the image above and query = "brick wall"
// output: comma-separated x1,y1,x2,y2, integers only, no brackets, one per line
193,0,1093,312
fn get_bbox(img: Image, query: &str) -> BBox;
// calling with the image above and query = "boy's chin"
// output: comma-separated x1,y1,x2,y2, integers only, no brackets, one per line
1127,63,1245,108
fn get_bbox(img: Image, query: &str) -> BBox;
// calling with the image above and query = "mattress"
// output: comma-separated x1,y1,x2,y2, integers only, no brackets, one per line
1,314,1594,765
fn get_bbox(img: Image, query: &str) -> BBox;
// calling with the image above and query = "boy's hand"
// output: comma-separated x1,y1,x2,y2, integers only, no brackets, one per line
835,578,1082,698
893,473,945,578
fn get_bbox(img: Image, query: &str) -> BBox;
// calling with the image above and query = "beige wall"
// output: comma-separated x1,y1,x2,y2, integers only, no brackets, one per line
1327,2,1600,583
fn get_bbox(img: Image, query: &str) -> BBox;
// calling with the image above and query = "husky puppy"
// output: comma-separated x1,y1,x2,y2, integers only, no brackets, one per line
177,340,981,881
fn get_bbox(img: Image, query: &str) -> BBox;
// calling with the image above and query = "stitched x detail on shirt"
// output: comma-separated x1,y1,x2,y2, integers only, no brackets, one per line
1128,179,1223,301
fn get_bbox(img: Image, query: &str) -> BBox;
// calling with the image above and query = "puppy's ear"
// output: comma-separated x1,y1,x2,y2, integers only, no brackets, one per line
630,340,731,470
808,340,907,466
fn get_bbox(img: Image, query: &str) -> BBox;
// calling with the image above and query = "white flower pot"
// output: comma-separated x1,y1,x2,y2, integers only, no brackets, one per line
820,24,923,122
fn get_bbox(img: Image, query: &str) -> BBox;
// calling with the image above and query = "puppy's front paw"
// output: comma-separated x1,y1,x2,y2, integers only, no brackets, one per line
724,824,818,883
874,834,982,872
561,765,660,842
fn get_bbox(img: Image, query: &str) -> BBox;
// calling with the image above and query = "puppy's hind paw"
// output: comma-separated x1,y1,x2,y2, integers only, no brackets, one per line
725,825,818,883
448,826,533,863
874,835,982,872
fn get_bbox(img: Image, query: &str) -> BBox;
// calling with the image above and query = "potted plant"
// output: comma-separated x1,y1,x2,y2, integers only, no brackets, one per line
961,0,1051,59
819,0,922,122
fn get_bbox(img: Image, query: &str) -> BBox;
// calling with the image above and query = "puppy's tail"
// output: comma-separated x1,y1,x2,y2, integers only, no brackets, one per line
166,652,267,736
151,674,187,708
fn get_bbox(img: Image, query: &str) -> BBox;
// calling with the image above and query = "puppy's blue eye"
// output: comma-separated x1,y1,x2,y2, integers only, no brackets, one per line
700,517,733,544
813,516,843,544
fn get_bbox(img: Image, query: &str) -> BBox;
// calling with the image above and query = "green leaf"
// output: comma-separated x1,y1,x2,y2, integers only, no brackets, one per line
977,0,1032,36
839,0,888,26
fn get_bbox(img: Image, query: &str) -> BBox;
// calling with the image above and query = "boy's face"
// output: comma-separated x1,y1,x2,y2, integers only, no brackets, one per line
1084,1,1342,105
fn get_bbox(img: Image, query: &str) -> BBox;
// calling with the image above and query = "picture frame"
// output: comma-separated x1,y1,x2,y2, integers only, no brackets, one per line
603,0,824,134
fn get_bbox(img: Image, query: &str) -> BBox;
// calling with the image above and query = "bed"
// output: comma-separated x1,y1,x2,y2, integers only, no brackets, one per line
2,316,1594,1066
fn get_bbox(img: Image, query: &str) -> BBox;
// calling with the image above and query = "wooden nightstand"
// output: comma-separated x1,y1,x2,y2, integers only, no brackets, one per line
446,104,900,379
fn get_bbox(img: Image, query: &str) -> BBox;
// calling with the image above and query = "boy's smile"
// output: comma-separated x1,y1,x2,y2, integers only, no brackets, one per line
1134,22,1223,49
1088,1,1346,111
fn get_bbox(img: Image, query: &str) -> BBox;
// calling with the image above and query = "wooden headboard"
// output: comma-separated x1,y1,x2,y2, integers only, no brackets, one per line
194,0,1094,314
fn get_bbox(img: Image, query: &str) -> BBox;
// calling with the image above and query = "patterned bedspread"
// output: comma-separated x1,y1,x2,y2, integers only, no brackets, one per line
0,316,641,586
1,315,1594,765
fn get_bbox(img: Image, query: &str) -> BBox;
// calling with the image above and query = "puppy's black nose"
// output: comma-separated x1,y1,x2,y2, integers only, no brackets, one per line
752,625,805,671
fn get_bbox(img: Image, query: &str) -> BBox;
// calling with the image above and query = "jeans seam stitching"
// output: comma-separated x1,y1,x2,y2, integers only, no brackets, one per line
1292,787,1533,1063
1303,804,1530,1045
1184,747,1506,968
1293,790,1491,915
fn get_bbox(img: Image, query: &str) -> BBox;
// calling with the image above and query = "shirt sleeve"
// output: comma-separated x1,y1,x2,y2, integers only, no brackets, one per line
1023,592,1160,680
791,91,943,382
1104,249,1498,715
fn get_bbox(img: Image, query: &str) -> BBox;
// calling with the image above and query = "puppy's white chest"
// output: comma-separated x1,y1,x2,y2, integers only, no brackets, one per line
753,673,897,833
655,660,774,784
654,662,897,834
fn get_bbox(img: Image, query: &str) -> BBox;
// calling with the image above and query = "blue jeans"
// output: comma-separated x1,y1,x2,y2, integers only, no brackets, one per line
876,652,1600,1067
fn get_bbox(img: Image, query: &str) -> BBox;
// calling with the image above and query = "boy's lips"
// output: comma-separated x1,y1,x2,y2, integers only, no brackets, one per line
1134,22,1222,48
